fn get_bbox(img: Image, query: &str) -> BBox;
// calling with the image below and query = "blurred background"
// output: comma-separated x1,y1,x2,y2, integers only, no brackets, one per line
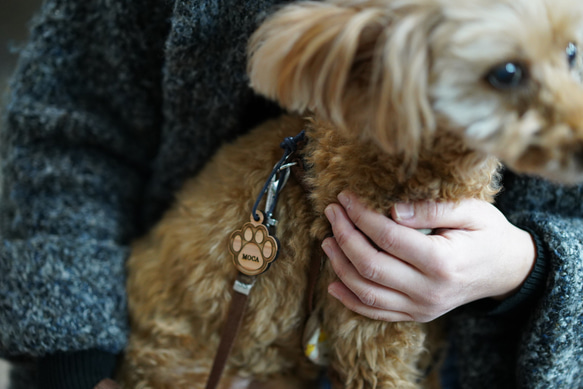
1,0,43,385
1,0,42,104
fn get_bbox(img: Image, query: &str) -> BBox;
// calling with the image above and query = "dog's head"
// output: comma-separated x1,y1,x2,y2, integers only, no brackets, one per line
248,0,583,183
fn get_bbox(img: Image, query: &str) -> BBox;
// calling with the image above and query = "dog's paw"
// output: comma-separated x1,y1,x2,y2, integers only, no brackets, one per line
229,213,279,276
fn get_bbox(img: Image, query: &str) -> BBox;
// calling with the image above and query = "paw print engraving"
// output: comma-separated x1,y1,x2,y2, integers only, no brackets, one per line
229,212,279,276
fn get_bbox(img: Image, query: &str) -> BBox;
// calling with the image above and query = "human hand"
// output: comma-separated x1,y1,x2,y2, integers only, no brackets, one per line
321,191,536,322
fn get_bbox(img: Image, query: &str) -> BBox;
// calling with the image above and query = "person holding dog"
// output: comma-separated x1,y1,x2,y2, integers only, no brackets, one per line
0,0,581,388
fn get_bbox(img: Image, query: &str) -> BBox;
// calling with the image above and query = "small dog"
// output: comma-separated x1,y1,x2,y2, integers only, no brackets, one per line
119,0,583,388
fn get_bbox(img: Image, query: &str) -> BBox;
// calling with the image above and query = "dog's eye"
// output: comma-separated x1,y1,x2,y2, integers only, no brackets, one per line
566,42,578,67
486,62,526,89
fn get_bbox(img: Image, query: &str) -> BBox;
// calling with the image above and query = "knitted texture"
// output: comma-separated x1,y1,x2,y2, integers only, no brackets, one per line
0,0,284,357
451,172,583,389
498,173,583,388
1,0,582,388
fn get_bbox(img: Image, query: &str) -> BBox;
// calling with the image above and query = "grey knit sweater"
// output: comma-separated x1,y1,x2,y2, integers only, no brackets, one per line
1,0,582,388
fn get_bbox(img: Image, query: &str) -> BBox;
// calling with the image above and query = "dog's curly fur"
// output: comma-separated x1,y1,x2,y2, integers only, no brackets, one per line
119,0,583,388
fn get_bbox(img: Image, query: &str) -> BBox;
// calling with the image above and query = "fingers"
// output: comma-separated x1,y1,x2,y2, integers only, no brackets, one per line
390,197,495,231
322,192,531,323
323,202,381,272
327,193,438,272
323,202,423,285
322,234,445,323
327,281,415,322
322,236,413,308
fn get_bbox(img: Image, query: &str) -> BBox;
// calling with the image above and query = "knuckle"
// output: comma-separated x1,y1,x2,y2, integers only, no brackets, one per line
357,287,378,307
426,255,455,281
409,308,426,323
415,311,435,323
412,283,440,305
334,229,353,249
341,297,358,312
375,224,400,252
425,201,444,224
416,200,450,226
356,260,379,281
403,312,416,322
427,299,445,318
349,207,365,227
332,259,349,280
421,288,442,308
416,291,449,321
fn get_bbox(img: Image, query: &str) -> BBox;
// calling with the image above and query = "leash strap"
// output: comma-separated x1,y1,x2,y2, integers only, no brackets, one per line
205,273,256,389
205,130,309,389
306,245,324,313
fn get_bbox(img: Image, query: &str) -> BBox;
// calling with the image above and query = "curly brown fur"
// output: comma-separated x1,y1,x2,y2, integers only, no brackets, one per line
120,0,583,388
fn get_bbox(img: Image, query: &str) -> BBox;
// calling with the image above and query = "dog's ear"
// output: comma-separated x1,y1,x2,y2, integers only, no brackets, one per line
248,1,441,158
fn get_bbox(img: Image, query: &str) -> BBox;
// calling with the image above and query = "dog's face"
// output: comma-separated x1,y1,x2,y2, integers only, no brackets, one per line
430,0,583,183
248,0,583,183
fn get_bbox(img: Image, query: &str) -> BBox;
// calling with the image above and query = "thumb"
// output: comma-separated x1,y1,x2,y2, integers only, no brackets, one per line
390,198,491,230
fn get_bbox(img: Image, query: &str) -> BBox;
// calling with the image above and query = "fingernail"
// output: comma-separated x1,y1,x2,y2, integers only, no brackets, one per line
394,203,414,221
337,191,351,208
324,204,336,223
321,238,332,255
328,284,341,300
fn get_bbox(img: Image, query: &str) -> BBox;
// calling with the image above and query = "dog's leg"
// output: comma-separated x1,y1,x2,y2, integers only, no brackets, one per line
318,265,427,389
119,322,222,388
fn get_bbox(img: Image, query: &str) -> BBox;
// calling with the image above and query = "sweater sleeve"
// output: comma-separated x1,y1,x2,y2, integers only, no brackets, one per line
0,0,171,356
494,171,583,388
453,171,583,389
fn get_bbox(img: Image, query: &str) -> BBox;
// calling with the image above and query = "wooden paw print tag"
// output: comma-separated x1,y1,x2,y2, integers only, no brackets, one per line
229,212,279,276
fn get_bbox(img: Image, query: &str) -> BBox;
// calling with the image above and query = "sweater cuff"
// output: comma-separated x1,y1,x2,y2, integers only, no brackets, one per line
470,226,549,317
37,349,119,389
462,226,549,317
488,225,549,316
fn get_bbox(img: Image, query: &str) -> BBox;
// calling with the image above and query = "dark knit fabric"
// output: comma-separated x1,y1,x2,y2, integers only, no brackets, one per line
448,172,583,389
37,350,118,389
1,1,582,388
495,172,583,388
0,0,285,359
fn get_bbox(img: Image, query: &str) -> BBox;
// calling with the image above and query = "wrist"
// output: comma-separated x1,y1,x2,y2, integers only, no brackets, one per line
492,227,537,300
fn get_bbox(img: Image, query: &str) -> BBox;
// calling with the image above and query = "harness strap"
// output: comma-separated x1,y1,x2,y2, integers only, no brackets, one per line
287,140,322,315
288,140,312,195
306,245,325,314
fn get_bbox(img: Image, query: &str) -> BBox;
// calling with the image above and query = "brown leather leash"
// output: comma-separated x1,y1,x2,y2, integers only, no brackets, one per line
204,131,314,389
205,273,256,389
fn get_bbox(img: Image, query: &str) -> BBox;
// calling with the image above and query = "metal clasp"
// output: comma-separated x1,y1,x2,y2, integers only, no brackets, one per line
264,162,296,228
233,278,256,295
